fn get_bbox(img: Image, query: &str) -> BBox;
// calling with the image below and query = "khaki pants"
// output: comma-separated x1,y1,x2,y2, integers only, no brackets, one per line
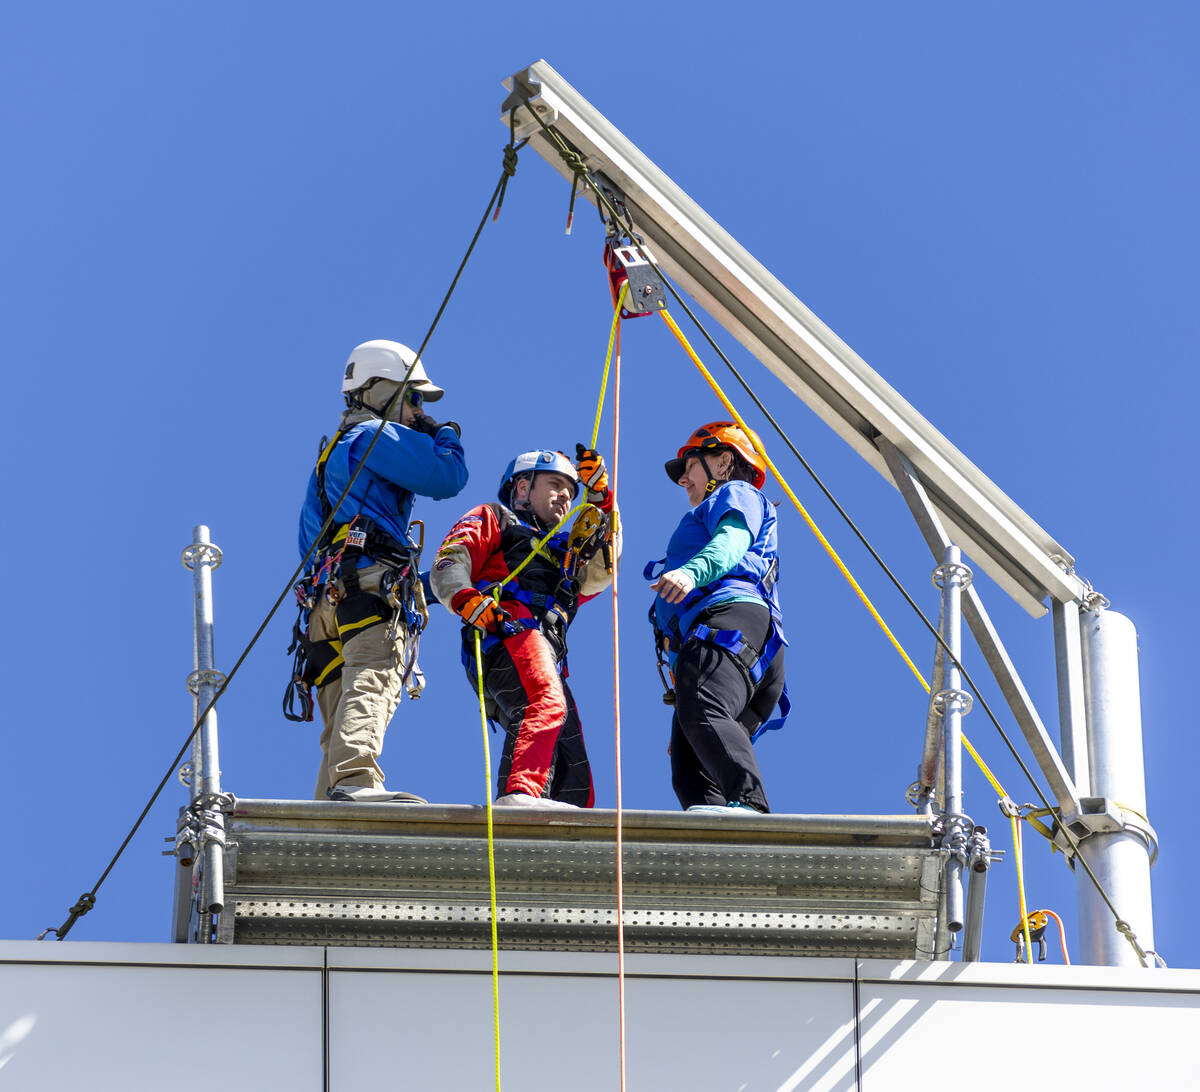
310,563,412,799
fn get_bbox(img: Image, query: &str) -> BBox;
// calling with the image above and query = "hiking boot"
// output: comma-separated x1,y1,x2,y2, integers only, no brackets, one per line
328,784,427,803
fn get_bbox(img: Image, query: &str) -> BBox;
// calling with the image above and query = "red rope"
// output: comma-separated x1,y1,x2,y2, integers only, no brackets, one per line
611,318,628,1092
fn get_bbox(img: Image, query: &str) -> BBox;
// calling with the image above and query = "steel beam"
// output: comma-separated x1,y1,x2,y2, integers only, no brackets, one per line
501,60,1086,616
877,439,1080,814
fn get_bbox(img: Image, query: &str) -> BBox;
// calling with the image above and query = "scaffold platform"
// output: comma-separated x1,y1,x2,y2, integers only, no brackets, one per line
200,799,944,959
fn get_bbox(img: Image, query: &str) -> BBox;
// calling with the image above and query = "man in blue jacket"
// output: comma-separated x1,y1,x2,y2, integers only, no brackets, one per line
297,339,468,802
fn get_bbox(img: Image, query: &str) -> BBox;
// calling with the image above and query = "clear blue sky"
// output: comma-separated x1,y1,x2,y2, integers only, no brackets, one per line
3,3,1196,968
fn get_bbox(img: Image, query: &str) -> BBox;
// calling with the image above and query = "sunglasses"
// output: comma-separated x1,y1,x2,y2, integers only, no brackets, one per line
403,387,424,409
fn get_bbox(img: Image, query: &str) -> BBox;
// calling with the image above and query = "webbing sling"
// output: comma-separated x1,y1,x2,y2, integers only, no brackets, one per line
687,622,790,739
645,558,789,735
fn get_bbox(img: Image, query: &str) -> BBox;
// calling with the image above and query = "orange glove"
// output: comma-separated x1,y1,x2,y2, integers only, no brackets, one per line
451,588,509,633
574,444,611,506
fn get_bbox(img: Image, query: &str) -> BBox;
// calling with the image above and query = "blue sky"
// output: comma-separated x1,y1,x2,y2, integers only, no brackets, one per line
3,3,1197,968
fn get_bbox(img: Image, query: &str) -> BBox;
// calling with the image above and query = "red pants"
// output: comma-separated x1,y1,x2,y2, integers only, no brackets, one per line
479,627,594,806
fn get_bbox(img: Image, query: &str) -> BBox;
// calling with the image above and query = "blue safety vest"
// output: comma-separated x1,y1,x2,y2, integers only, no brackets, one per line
645,481,789,738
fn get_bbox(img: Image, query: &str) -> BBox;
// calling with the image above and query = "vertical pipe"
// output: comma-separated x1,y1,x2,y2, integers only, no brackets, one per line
916,600,946,814
1052,599,1091,793
936,545,970,937
1075,608,1155,967
961,826,991,962
186,525,226,932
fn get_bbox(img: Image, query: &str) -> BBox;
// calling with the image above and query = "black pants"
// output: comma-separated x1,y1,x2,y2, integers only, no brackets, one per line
467,626,594,806
670,600,785,813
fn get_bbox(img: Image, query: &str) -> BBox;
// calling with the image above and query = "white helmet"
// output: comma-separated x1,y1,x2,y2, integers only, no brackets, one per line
341,339,444,402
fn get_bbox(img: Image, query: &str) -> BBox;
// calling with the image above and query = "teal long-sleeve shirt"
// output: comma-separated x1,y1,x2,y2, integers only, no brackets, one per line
678,515,754,590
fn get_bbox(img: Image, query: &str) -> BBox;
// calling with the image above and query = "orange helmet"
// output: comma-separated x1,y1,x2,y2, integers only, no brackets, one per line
664,421,767,489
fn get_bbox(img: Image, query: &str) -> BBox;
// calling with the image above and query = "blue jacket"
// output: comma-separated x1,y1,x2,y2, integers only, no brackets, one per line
298,417,468,564
654,480,780,646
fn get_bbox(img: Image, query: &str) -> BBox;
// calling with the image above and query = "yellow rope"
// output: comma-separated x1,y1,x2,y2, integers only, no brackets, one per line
657,307,1040,945
491,502,584,597
592,281,628,450
471,284,631,1090
474,630,503,1091
608,308,629,1092
1012,814,1034,964
660,308,928,689
500,279,624,598
962,735,1007,801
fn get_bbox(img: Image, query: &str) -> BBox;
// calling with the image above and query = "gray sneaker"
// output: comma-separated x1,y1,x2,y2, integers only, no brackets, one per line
494,793,579,810
686,803,763,815
328,785,427,803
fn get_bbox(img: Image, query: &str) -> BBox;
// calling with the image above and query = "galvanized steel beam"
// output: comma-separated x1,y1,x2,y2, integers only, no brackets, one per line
501,60,1086,616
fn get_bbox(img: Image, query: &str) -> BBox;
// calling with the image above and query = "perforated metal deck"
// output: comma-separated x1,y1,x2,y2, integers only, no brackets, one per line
212,800,942,958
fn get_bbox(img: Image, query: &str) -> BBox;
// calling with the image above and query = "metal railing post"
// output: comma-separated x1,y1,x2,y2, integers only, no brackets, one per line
182,525,228,941
933,545,973,938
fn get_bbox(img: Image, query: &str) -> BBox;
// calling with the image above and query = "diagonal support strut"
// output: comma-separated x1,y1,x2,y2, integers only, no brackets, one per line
876,437,1080,814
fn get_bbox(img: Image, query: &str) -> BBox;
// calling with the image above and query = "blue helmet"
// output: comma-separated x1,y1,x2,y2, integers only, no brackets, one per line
497,450,580,506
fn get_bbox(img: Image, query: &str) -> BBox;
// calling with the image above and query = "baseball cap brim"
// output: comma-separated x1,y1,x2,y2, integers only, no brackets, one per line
410,378,444,402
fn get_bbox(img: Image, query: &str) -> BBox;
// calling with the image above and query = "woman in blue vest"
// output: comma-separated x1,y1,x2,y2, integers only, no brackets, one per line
649,422,787,814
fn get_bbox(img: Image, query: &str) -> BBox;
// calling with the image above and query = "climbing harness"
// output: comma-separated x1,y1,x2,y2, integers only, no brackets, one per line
644,557,790,738
283,421,433,721
462,505,583,680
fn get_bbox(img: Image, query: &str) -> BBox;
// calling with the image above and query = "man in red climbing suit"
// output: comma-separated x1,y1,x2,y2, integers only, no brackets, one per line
431,448,620,808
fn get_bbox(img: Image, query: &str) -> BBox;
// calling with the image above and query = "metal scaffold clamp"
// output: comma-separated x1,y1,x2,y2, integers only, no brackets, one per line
932,559,973,590
966,824,998,874
1054,797,1159,865
182,541,223,571
931,688,974,717
935,812,973,862
186,668,227,696
175,791,235,869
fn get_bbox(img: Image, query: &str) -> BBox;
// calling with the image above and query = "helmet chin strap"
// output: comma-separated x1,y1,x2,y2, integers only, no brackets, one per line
347,380,407,421
698,451,723,495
